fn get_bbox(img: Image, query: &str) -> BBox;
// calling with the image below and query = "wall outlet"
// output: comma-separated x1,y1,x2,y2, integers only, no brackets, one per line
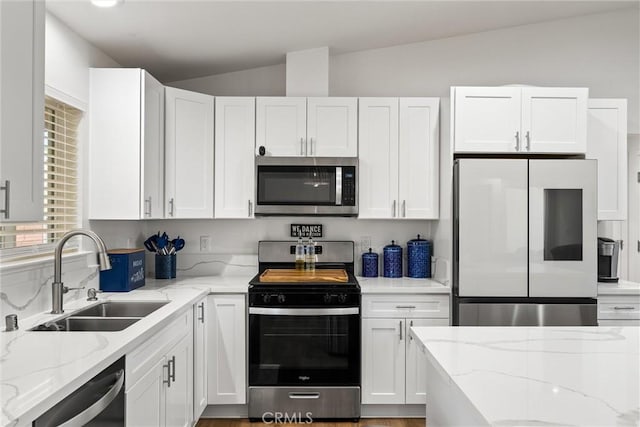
360,236,371,252
200,235,211,252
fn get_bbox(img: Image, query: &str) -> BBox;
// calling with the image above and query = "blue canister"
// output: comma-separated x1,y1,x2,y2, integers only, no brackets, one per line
407,234,431,278
362,248,379,277
383,240,402,278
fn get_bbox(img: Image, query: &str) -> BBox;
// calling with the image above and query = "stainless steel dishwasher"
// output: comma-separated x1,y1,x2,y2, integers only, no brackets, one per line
33,356,125,426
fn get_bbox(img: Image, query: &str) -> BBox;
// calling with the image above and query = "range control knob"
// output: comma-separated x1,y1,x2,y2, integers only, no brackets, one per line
277,294,286,304
323,293,333,304
262,294,271,304
338,294,347,303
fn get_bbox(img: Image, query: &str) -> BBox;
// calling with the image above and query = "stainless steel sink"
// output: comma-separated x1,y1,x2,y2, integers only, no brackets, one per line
70,301,169,318
30,317,140,332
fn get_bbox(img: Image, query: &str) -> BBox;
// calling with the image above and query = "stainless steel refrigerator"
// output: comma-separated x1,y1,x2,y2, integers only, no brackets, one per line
453,158,598,326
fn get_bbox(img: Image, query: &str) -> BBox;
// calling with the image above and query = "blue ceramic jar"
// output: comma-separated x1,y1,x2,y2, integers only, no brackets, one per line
362,248,378,277
407,234,431,278
383,240,402,278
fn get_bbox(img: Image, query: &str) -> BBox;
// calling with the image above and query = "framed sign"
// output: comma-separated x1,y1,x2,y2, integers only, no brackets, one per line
290,224,323,238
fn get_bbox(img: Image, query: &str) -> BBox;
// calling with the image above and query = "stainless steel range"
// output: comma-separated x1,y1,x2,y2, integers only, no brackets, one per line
248,241,361,421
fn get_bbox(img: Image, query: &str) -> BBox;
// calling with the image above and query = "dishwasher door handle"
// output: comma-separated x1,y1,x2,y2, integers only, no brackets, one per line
58,369,124,427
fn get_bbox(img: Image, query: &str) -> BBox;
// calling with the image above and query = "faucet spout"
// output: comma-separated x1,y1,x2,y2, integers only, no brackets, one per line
52,229,112,314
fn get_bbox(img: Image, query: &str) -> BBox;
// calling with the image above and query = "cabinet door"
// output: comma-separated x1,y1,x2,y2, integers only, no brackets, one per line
89,68,143,219
215,97,256,218
307,97,358,157
361,318,405,404
165,334,193,427
529,160,597,298
0,0,44,222
358,98,399,219
457,159,528,297
399,98,439,219
522,87,587,153
256,97,306,156
126,357,167,427
207,294,246,404
165,87,214,218
141,71,165,219
586,99,627,220
193,297,208,420
453,87,521,153
405,318,448,404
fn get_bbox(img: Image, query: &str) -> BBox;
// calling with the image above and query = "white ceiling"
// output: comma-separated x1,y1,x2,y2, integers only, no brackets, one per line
47,0,637,82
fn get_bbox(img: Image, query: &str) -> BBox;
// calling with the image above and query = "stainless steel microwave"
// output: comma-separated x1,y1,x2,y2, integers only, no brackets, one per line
255,157,358,216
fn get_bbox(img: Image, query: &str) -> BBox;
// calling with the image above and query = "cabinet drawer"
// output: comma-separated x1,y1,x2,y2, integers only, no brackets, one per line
126,308,192,389
598,298,640,320
362,294,449,319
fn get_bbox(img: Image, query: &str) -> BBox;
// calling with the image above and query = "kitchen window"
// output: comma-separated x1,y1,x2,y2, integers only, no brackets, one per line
0,96,82,255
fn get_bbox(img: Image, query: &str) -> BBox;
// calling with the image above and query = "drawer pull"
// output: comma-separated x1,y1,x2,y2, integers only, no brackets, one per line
396,305,416,309
613,306,636,310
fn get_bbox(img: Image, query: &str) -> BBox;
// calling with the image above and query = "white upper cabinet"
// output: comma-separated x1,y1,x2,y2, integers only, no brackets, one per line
215,97,256,218
165,87,214,219
359,97,439,219
256,97,306,156
586,99,628,221
453,86,587,154
0,0,45,222
256,97,358,157
89,69,165,219
307,97,358,157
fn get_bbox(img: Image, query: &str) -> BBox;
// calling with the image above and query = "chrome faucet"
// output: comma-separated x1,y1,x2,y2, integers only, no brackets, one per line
51,229,112,314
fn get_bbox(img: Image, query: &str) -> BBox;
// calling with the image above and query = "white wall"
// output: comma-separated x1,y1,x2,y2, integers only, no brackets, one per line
168,63,285,96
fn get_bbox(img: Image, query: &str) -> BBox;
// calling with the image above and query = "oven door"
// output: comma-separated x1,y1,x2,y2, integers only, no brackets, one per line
249,307,360,386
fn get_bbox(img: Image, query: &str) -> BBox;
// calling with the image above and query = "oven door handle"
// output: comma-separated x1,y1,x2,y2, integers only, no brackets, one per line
289,392,321,399
249,307,359,316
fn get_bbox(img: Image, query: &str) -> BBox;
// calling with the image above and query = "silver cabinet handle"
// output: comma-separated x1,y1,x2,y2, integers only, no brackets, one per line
168,198,174,217
402,200,406,218
399,320,403,341
300,138,304,156
169,355,176,383
525,131,531,151
58,369,125,427
409,320,413,341
248,200,253,217
392,200,397,217
0,180,9,219
289,392,320,399
198,302,205,323
396,305,416,309
144,197,152,217
310,137,314,156
163,362,171,387
613,306,636,310
515,131,520,151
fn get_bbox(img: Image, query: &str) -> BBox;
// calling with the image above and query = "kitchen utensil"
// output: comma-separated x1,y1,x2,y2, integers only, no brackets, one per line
362,248,378,277
407,234,431,278
383,240,402,278
143,235,158,253
170,237,185,254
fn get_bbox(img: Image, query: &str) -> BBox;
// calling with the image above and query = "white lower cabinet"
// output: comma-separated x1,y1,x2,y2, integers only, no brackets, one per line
126,309,194,427
361,294,450,405
598,294,640,326
193,296,208,420
207,294,246,404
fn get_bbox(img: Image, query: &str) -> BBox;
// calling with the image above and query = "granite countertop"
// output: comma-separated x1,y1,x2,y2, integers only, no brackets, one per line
598,279,640,296
356,276,451,294
410,326,640,426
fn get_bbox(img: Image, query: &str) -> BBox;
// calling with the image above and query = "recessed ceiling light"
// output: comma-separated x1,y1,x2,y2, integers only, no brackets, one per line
91,0,123,8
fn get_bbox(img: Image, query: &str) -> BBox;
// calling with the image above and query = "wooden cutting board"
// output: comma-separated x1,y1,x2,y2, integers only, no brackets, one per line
259,268,348,283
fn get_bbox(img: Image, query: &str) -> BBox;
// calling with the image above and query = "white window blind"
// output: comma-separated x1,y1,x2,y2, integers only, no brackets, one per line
0,96,82,252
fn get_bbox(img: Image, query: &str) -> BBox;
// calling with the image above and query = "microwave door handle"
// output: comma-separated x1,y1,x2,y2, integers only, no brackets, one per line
336,167,342,205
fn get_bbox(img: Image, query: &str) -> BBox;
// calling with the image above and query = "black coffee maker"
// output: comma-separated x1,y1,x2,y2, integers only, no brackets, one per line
598,237,620,283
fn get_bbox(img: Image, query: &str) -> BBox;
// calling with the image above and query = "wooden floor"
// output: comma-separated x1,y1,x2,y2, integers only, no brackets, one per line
197,419,425,427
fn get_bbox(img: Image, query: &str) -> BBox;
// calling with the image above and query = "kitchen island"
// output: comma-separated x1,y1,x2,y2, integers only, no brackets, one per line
410,326,640,426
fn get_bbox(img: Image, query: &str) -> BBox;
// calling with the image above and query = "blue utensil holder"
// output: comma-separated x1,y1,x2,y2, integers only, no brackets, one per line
407,235,431,278
383,240,402,278
362,248,378,277
155,254,176,279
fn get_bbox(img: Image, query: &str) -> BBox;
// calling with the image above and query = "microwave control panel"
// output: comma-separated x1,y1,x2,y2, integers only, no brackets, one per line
342,167,356,206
